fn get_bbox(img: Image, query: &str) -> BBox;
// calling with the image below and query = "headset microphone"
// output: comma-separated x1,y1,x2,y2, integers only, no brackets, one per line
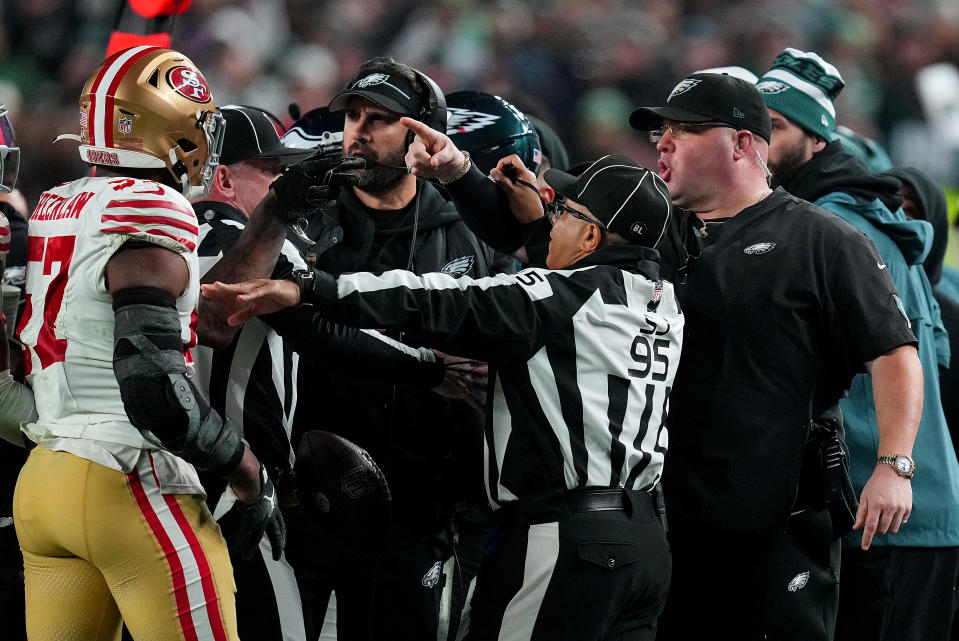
334,157,368,170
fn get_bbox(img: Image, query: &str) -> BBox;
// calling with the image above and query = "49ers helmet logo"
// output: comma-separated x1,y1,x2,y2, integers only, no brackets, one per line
167,66,211,103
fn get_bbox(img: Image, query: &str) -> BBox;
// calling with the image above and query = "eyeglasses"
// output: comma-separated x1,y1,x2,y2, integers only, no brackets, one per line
648,121,734,143
546,199,607,230
496,167,606,231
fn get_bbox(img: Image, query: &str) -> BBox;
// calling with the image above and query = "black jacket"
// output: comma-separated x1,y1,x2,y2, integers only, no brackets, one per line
293,181,514,532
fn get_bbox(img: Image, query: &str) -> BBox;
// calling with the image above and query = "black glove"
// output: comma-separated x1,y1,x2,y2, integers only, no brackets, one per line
269,153,345,223
226,464,287,561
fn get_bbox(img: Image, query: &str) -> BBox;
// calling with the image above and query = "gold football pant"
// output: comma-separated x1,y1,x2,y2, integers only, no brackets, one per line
13,446,238,641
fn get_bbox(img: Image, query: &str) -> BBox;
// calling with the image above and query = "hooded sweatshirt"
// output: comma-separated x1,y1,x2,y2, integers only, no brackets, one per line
881,166,959,469
786,142,959,548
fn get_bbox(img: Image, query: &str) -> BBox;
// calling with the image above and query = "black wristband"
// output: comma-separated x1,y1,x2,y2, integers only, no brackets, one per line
289,269,316,306
210,438,247,479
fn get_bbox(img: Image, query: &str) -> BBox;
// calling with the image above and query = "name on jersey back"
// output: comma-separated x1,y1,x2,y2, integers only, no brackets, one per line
32,191,94,222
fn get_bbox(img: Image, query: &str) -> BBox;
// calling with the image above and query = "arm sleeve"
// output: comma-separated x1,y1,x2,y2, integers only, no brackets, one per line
302,266,582,361
444,164,528,254
261,306,445,388
826,233,918,371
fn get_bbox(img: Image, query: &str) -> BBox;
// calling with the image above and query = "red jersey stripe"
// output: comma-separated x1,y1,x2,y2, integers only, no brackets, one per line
100,225,197,251
106,197,196,218
102,213,199,236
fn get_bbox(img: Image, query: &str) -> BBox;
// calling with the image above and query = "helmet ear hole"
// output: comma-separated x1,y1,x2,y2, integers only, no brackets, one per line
177,138,197,152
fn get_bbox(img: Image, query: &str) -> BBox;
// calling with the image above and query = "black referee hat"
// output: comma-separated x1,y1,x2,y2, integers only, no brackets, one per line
219,105,315,167
544,155,672,248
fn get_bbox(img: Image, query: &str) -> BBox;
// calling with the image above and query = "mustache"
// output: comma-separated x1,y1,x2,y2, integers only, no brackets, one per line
345,148,407,172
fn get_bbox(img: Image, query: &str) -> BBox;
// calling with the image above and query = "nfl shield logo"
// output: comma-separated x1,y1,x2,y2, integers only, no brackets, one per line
118,117,133,135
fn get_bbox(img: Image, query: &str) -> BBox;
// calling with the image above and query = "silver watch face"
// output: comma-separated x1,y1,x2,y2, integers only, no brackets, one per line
895,456,913,474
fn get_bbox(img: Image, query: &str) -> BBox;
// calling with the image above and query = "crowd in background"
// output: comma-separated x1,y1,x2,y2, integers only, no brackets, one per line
2,0,959,217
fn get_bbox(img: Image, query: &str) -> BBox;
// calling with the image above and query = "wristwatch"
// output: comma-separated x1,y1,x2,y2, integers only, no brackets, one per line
877,454,916,479
289,269,316,305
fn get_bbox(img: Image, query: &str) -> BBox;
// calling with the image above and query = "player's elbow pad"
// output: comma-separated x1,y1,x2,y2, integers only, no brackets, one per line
112,286,244,475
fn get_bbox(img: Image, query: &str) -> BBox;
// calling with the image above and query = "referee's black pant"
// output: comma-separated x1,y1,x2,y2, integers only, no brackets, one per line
461,488,670,641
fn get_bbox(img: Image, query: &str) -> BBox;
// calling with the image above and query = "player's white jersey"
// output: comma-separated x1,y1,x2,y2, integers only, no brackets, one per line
18,176,199,448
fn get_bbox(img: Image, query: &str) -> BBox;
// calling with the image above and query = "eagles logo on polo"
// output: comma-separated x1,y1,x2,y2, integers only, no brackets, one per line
421,561,442,589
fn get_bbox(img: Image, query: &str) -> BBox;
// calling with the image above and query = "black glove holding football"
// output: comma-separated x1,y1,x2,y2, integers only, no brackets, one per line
294,430,391,556
225,464,287,561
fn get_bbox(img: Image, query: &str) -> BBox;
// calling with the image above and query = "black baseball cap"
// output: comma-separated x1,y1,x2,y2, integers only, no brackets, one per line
328,72,423,117
219,105,316,167
629,73,772,143
544,154,672,248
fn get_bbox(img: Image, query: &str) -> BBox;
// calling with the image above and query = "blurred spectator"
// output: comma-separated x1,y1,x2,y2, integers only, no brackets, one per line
2,0,959,263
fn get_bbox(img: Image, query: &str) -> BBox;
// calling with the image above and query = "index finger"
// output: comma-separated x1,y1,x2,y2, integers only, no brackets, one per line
400,116,440,145
860,507,880,550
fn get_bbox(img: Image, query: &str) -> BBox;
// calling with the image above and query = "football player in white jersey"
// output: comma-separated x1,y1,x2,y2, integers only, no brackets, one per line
12,47,291,641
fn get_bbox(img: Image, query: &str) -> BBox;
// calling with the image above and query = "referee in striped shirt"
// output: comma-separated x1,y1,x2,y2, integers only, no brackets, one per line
203,154,682,641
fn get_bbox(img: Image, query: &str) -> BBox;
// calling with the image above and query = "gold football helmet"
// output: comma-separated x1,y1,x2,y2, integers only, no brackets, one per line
58,46,225,199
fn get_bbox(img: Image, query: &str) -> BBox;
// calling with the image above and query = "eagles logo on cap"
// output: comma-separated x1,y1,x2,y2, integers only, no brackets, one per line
668,78,702,100
353,73,390,89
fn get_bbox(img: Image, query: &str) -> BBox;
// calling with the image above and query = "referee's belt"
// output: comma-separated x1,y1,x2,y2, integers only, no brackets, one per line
499,487,658,526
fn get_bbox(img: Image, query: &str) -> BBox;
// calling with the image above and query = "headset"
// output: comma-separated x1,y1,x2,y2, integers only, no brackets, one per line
410,68,448,133
403,68,448,272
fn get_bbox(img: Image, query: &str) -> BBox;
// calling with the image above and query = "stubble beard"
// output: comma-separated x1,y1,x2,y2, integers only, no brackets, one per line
354,147,408,194
768,142,808,190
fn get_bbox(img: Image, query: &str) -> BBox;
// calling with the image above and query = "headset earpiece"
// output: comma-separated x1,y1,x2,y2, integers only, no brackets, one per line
411,68,447,133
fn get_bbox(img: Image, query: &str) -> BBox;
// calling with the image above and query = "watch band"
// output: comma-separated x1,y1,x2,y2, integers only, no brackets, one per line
876,454,916,478
289,269,316,306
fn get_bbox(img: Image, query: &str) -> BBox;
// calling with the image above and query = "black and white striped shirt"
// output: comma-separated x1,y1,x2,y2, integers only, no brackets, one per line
194,201,305,477
300,245,684,507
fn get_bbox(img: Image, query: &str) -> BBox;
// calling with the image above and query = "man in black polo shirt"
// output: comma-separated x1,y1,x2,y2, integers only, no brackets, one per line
629,73,922,640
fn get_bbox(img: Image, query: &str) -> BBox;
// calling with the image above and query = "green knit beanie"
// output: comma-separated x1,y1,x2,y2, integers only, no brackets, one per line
756,48,844,140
